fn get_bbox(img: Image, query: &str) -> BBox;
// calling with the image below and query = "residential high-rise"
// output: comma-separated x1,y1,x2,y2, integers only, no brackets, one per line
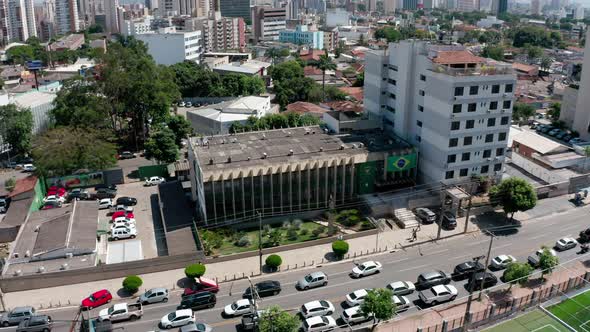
104,0,119,33
251,6,285,42
368,0,377,11
55,0,80,35
572,30,590,141
456,0,476,11
531,0,541,15
192,12,246,52
383,0,396,13
364,41,516,183
402,0,417,10
0,0,37,42
219,0,250,21
287,0,301,19
496,0,507,13
77,0,95,24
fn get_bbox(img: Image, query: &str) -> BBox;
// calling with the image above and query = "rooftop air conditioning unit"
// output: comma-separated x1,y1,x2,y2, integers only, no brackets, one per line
262,153,267,159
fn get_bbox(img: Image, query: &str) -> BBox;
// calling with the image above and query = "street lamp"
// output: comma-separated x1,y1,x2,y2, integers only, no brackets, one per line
462,254,485,332
257,210,263,274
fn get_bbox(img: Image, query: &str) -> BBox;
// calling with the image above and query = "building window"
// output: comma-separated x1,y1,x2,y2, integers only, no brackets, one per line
445,170,455,179
447,154,456,163
501,116,509,125
390,93,396,99
419,90,425,96
492,84,500,94
490,101,498,110
416,135,422,142
388,79,397,85
464,136,473,146
461,152,470,161
386,105,395,113
481,165,489,173
503,100,511,109
417,120,423,127
454,87,464,96
487,118,496,127
389,64,398,71
466,120,474,129
468,103,476,112
483,149,491,158
494,163,502,171
505,84,513,93
453,104,462,113
469,86,479,95
498,132,507,141
420,74,426,81
485,134,494,143
451,121,460,130
418,105,424,112
496,148,504,156
449,138,458,147
460,168,468,177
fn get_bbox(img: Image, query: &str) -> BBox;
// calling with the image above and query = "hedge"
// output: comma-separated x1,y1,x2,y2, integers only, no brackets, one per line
265,254,283,268
332,240,349,258
122,275,143,294
185,263,206,279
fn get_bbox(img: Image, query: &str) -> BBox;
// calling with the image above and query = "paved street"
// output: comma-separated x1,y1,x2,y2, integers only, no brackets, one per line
4,203,590,332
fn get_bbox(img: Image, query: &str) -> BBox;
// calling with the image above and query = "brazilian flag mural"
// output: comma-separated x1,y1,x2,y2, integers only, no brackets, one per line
386,153,417,172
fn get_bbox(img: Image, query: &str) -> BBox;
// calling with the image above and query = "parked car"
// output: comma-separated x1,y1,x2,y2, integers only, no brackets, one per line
580,227,590,243
345,289,370,307
111,211,134,221
110,205,133,214
418,285,458,305
95,188,117,199
160,309,195,329
0,198,7,213
570,138,584,144
562,135,572,142
145,176,165,186
22,164,35,172
182,278,219,297
351,260,382,278
98,303,143,322
82,290,113,310
296,272,328,290
300,300,335,319
186,102,193,107
111,226,137,240
47,187,66,197
243,280,281,298
452,261,485,280
15,314,52,332
111,220,136,232
98,198,113,210
439,212,457,230
95,184,117,191
467,272,498,291
393,295,411,312
138,288,169,305
528,248,557,268
43,195,65,204
178,101,186,107
540,126,554,133
386,281,416,296
116,197,137,206
490,255,516,270
302,316,336,332
416,271,451,289
556,131,567,140
118,151,136,160
68,189,90,201
414,208,436,224
555,237,578,251
180,322,212,332
223,299,253,317
0,307,36,327
340,307,372,325
41,201,62,210
177,292,216,311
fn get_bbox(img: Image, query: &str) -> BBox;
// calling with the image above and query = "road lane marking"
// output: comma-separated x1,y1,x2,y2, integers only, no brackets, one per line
398,264,429,272
382,257,410,265
424,249,449,255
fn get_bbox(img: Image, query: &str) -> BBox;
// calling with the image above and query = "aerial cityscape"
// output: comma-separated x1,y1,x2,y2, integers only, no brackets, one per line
0,0,589,330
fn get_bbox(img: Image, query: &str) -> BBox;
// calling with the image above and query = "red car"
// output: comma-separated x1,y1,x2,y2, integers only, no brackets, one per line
183,277,219,297
81,289,112,310
47,188,66,197
111,211,135,221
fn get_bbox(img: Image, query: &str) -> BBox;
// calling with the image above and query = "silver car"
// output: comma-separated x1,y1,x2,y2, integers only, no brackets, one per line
180,322,212,332
139,288,169,305
296,272,328,290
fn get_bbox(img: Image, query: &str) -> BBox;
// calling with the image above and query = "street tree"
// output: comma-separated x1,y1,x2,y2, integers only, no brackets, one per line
258,306,299,332
512,102,535,125
0,104,33,155
539,247,559,280
503,262,533,290
482,46,505,61
184,263,206,279
31,127,117,176
144,127,179,164
360,288,396,328
489,178,538,222
547,103,561,121
540,56,552,72
165,115,192,146
309,51,337,102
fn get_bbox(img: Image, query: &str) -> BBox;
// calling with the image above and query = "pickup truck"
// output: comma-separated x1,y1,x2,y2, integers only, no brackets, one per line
418,285,457,305
98,303,143,322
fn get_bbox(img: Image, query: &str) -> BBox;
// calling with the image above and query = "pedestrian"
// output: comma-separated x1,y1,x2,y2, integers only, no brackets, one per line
411,228,417,241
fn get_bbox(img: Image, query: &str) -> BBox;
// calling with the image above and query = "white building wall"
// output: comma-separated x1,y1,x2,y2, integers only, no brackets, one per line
136,29,202,65
573,29,590,141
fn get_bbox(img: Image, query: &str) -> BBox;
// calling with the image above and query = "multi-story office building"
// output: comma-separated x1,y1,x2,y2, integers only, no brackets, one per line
364,41,516,183
251,6,286,42
192,13,245,52
0,0,37,43
136,27,202,65
119,15,153,36
383,0,396,13
402,0,418,9
219,0,250,21
54,0,79,35
279,25,323,49
572,30,590,141
188,126,416,225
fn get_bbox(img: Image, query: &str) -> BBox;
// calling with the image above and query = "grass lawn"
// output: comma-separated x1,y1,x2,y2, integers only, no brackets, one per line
547,290,590,332
208,222,329,256
483,309,571,332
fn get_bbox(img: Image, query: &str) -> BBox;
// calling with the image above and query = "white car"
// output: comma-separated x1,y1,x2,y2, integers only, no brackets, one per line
340,307,373,325
111,226,137,240
386,281,416,296
302,316,336,332
23,164,36,172
418,285,458,305
98,198,113,210
345,289,370,307
555,237,578,251
393,295,411,312
113,216,137,224
145,176,165,186
490,255,516,270
111,220,136,232
44,195,65,203
351,260,382,278
223,299,253,317
300,300,335,319
160,309,195,329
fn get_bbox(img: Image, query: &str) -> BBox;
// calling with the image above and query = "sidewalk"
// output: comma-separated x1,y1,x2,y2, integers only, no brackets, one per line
2,195,579,309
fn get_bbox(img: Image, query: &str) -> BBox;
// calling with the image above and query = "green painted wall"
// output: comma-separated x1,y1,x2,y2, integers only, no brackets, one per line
356,161,377,195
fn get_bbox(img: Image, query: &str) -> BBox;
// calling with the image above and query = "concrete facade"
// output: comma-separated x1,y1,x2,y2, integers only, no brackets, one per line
54,0,79,35
251,6,286,42
136,27,202,65
573,30,590,141
192,13,246,52
279,25,323,49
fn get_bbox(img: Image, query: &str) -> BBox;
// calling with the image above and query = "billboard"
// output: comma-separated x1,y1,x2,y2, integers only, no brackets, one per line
25,60,43,70
386,153,417,172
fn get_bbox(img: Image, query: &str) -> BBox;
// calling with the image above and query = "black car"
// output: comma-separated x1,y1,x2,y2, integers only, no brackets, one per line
439,212,457,230
243,280,281,298
16,315,52,332
416,270,451,289
116,197,137,206
95,188,117,199
467,272,498,291
452,261,485,280
94,184,117,191
579,228,590,243
68,189,90,201
177,292,216,311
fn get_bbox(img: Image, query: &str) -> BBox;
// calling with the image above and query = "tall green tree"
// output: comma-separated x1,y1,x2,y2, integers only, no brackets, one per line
144,127,179,164
540,56,552,72
360,288,396,327
309,51,337,102
482,46,505,61
538,247,559,280
503,262,533,290
547,103,560,121
374,26,402,42
512,102,535,125
0,105,33,155
489,178,538,222
258,306,299,332
165,115,192,146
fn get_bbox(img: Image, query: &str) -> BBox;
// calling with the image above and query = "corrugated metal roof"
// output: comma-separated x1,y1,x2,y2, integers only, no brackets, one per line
513,131,569,155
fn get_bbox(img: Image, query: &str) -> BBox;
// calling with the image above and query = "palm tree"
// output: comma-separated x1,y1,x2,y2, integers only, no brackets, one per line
310,50,337,102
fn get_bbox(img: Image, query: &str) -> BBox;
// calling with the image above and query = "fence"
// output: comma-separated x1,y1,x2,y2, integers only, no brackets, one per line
508,154,567,184
137,164,169,180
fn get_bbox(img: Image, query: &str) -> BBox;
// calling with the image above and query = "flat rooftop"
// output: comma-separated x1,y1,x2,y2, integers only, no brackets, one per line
191,126,412,178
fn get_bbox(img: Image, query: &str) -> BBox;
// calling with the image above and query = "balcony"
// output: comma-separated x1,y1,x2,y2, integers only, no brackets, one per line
430,63,515,77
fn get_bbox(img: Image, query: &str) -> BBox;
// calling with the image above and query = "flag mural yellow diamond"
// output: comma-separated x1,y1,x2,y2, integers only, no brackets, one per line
386,153,417,172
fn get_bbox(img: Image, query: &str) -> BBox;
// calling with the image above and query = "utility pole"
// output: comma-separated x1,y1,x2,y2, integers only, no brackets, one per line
463,182,474,234
462,254,485,332
257,210,263,273
436,191,446,239
478,231,495,301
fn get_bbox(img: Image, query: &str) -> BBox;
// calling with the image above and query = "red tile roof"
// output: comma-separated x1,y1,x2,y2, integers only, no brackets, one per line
304,66,323,76
338,87,363,101
300,49,327,62
432,51,485,65
286,101,328,115
512,62,538,74
9,176,37,198
323,101,363,113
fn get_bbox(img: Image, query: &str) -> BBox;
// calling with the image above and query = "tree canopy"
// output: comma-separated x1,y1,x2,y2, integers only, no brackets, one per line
258,306,299,332
539,247,559,279
165,115,192,146
0,104,33,155
503,262,533,289
360,288,396,325
512,102,535,125
144,127,179,164
228,113,320,133
482,46,505,61
511,26,563,48
374,26,403,42
489,177,538,221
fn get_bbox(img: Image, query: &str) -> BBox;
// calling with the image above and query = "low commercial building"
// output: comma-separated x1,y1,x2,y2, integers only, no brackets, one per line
279,25,324,49
136,27,202,65
188,126,417,225
210,59,271,76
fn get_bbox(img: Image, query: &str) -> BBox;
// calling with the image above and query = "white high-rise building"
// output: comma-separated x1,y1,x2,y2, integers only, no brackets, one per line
383,0,396,13
55,0,79,35
364,41,517,183
104,0,119,33
572,30,590,141
136,27,202,65
0,0,37,42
